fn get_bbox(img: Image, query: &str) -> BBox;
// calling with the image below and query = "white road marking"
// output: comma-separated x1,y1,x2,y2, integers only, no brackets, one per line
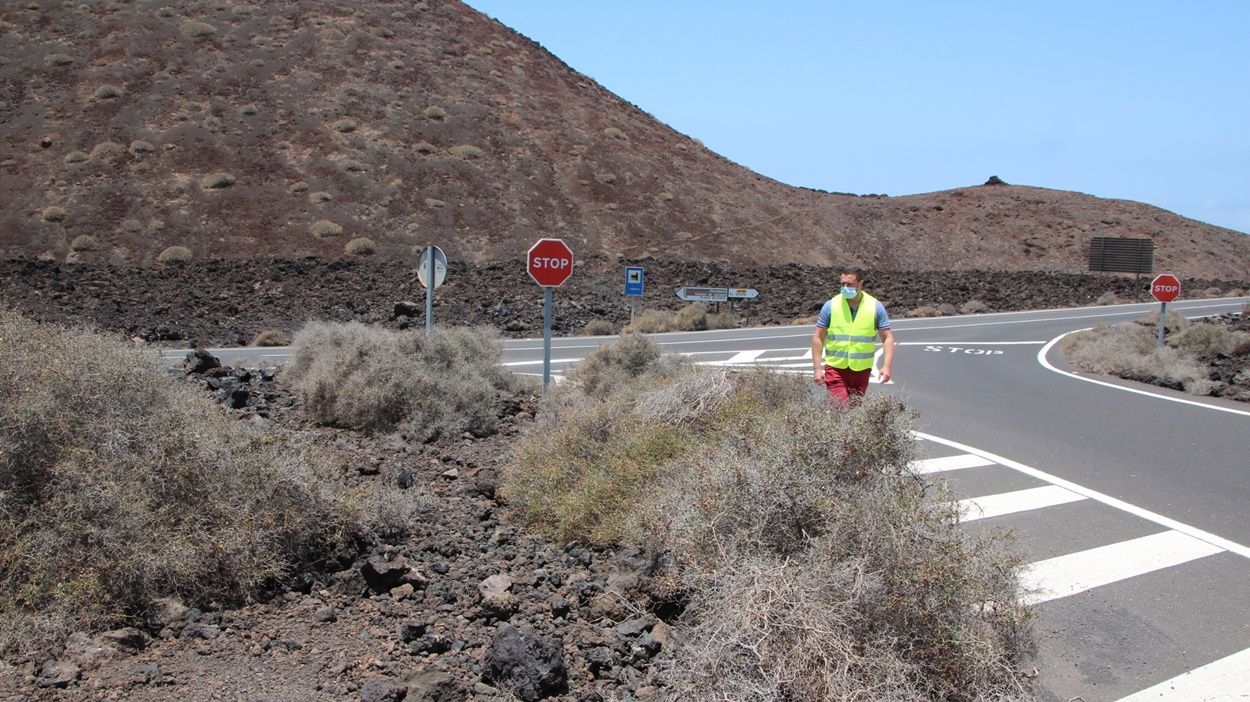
915,431,1250,560
1020,530,1223,606
896,340,1047,345
912,453,996,474
726,349,766,363
1113,646,1250,701
1037,330,1250,417
956,485,1086,522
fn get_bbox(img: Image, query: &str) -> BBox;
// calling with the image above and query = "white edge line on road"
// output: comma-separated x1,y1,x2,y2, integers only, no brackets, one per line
1037,330,1250,418
1112,645,1250,702
914,430,1250,560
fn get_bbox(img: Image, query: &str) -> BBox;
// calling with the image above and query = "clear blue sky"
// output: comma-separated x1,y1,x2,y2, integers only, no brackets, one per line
464,1,1250,234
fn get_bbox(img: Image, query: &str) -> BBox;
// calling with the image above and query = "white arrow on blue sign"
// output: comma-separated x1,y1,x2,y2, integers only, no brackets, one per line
624,267,645,296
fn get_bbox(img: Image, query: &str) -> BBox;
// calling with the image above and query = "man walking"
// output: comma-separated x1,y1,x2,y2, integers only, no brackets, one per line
810,267,895,407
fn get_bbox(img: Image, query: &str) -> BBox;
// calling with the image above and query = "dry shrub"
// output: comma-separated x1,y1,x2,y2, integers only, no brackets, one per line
180,21,217,38
1061,322,1213,394
625,309,677,333
93,84,122,100
286,322,523,440
251,329,287,347
200,172,235,190
451,144,484,159
1095,291,1118,306
345,237,376,256
0,312,409,656
504,339,1035,699
961,299,988,314
423,105,447,120
625,304,734,333
1173,322,1250,357
790,315,817,325
156,245,192,263
563,332,685,399
41,206,66,222
908,305,940,318
69,235,96,251
582,319,614,336
936,303,957,316
309,220,343,238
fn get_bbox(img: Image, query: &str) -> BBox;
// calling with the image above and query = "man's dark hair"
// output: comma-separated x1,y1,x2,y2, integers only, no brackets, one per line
840,266,868,284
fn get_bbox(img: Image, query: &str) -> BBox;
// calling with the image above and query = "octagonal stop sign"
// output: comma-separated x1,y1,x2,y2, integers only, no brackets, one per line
527,238,574,287
1151,273,1181,302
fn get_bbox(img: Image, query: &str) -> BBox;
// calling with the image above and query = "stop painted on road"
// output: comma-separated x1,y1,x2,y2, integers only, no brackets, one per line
924,345,1005,356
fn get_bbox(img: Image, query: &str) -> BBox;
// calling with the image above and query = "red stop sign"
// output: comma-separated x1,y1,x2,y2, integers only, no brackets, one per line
1151,273,1181,302
527,238,574,287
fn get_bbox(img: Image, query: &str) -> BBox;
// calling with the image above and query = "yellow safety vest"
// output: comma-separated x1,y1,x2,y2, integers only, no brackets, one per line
823,292,879,371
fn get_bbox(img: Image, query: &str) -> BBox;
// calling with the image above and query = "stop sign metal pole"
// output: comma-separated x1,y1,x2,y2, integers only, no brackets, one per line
1157,301,1167,348
542,286,554,392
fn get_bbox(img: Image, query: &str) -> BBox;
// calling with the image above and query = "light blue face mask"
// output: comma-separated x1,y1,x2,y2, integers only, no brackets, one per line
840,286,858,298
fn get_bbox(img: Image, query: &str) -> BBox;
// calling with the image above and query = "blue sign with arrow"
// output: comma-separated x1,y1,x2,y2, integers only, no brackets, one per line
624,266,645,296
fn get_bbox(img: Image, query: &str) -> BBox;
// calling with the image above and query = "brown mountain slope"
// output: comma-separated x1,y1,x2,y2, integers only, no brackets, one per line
2,0,1248,277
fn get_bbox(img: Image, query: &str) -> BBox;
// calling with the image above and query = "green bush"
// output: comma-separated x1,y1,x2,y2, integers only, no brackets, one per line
0,312,409,656
503,339,1035,699
286,322,525,440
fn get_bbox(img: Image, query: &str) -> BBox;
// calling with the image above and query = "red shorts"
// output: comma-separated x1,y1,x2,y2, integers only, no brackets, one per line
823,366,871,407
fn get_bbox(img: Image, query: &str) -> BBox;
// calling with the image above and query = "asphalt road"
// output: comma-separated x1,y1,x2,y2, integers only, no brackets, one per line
166,296,1250,700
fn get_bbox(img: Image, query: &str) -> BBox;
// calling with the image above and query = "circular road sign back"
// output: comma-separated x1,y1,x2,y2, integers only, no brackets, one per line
527,238,574,287
1151,273,1181,302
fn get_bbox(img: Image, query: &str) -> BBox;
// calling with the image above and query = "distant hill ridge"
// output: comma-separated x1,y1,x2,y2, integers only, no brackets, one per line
2,0,1248,278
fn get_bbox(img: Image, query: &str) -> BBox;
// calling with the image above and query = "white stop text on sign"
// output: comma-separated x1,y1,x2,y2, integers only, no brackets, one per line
531,257,571,269
1154,284,1179,293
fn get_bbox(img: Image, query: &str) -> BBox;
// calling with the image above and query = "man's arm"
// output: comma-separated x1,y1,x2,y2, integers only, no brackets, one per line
877,328,895,383
811,326,827,384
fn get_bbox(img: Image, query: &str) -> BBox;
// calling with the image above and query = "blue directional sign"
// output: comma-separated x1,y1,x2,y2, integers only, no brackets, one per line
624,266,645,297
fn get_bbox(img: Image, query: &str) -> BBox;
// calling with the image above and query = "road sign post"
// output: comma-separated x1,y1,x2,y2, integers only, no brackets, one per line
528,238,575,392
1151,273,1181,348
418,245,447,333
624,267,644,325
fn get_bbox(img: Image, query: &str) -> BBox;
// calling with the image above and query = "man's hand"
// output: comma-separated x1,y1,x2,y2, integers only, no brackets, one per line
813,369,825,385
878,367,892,383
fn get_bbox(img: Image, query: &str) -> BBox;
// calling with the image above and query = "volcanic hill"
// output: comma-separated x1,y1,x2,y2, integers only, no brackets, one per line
2,0,1248,277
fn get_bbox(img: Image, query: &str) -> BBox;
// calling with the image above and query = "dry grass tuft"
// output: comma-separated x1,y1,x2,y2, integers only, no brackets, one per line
423,105,447,120
41,206,66,223
0,312,410,656
69,235,96,251
907,305,940,318
1095,291,1119,306
286,322,526,441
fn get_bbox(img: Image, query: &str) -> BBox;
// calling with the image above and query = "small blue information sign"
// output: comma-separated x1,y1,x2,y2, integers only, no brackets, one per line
624,266,645,297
